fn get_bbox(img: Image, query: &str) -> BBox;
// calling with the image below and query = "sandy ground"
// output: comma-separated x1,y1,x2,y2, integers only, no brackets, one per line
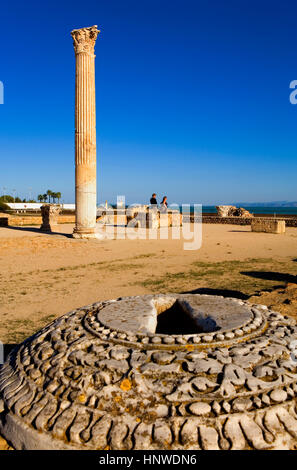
0,222,297,449
0,222,296,343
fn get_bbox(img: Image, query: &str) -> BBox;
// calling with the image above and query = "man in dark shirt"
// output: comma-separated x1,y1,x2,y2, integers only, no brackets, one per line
150,193,157,205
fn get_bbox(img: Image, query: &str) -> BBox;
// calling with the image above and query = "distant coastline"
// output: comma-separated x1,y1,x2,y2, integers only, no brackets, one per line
201,206,297,215
234,201,297,208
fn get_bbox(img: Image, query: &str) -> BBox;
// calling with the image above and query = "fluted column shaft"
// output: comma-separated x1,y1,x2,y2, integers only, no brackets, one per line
71,26,99,238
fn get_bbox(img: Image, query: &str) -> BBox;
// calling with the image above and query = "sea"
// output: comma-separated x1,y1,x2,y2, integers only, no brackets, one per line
105,204,297,216
200,206,297,215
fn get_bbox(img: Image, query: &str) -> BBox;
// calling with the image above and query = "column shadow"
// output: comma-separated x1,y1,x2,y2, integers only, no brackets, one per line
180,287,249,300
2,225,72,238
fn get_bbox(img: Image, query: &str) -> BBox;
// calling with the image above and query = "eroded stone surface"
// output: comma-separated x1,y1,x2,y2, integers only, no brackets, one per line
40,205,61,232
216,205,253,218
251,218,286,234
98,297,157,334
1,294,297,450
72,26,99,239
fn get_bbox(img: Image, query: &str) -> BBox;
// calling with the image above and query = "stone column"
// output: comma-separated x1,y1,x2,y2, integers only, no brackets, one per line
71,25,99,238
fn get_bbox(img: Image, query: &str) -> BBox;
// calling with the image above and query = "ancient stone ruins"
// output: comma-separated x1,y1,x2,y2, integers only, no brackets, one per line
1,293,297,450
97,205,182,229
68,25,185,237
40,205,61,232
72,26,99,239
216,205,253,218
251,218,286,234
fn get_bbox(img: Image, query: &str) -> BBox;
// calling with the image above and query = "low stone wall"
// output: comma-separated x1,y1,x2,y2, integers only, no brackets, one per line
201,216,252,225
6,215,75,226
3,213,297,228
192,215,297,227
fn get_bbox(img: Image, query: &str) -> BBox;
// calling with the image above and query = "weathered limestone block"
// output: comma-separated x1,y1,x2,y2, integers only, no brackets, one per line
146,209,159,229
168,210,183,226
97,206,182,229
251,218,286,234
216,205,235,217
125,206,147,228
126,205,148,219
126,207,182,229
40,205,61,232
234,207,253,217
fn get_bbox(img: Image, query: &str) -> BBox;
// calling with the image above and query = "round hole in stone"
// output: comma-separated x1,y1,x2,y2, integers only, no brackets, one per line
155,299,220,335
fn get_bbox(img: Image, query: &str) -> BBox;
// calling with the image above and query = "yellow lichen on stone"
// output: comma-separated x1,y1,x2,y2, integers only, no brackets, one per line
78,394,86,403
120,378,132,391
0,435,13,450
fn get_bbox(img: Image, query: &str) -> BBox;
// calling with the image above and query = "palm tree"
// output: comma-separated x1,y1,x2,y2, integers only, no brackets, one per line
56,192,61,204
43,194,47,202
51,192,57,203
46,190,52,203
37,194,43,203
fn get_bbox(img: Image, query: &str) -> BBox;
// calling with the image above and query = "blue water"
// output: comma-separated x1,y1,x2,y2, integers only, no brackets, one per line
103,204,297,215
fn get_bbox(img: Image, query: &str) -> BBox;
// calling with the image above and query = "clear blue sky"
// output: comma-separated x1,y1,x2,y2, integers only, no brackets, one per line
1,0,297,205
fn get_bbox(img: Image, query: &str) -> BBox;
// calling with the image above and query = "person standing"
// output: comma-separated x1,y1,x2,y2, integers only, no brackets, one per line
159,196,168,213
150,193,157,205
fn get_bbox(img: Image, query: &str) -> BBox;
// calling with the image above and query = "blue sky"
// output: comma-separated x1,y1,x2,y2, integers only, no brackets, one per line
0,0,297,205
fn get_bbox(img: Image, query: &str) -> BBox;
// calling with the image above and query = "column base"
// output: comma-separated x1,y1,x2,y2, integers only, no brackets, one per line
73,228,97,239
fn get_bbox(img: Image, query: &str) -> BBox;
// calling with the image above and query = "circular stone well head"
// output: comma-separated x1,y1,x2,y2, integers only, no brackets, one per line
1,293,297,450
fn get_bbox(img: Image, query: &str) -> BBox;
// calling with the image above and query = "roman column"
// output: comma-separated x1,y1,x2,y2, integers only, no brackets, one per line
71,25,99,238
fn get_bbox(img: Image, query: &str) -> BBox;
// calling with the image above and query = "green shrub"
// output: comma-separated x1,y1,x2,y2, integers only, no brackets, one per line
0,201,10,212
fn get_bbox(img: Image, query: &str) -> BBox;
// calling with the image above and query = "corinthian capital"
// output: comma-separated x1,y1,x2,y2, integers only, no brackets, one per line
71,25,99,55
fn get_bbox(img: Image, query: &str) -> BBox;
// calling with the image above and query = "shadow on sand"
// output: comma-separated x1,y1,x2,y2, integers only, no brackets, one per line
181,287,249,300
228,229,251,233
241,271,297,284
